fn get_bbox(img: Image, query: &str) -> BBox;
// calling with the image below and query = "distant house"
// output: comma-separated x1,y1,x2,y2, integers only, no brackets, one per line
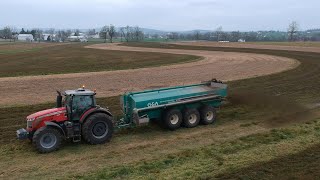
68,35,88,42
18,34,34,42
89,33,100,39
43,33,56,41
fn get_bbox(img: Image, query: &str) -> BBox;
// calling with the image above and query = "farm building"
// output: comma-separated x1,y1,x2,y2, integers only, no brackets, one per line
17,34,34,41
43,34,56,41
68,35,88,42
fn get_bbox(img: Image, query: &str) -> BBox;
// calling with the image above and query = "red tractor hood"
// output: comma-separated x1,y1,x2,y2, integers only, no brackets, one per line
27,107,66,119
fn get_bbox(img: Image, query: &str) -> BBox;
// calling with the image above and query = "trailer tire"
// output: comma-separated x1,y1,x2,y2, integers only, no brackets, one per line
32,126,62,153
200,106,216,125
183,108,200,128
163,109,182,130
82,113,113,145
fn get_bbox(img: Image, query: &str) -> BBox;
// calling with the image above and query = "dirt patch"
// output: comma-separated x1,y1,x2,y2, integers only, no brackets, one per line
0,43,297,107
171,41,320,53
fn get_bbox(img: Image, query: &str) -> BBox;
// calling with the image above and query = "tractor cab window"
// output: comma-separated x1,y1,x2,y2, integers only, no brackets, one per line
71,95,94,121
72,96,93,110
64,95,72,107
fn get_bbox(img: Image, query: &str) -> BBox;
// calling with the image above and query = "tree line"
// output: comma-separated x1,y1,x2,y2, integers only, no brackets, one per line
98,25,144,43
1,21,319,42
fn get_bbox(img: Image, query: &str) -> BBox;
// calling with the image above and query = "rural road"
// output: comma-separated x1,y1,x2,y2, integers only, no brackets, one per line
0,43,298,107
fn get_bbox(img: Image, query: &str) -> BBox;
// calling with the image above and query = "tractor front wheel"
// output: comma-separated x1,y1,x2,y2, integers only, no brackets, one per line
32,127,62,153
82,113,113,145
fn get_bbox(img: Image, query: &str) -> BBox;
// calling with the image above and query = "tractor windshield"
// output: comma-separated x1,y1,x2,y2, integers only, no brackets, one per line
64,95,72,107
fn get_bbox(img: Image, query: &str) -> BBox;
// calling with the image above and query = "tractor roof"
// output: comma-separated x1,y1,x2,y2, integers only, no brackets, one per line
64,88,95,96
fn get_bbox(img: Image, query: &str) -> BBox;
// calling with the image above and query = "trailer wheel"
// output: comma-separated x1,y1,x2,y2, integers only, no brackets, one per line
32,127,62,153
183,108,200,128
82,113,113,145
163,109,182,130
200,106,216,125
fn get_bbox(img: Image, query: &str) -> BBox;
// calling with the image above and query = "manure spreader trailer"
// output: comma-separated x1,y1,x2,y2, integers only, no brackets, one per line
17,79,227,153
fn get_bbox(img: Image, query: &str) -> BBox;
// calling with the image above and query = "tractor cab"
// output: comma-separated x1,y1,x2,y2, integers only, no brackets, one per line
59,87,97,121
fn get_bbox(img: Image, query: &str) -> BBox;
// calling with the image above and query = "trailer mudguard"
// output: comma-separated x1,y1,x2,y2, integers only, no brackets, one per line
80,107,113,124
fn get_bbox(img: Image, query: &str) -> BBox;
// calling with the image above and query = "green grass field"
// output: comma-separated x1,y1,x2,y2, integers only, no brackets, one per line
0,43,198,77
1,42,320,179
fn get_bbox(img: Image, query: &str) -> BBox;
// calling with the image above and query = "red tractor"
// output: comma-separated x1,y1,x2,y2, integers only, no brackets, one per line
17,87,114,153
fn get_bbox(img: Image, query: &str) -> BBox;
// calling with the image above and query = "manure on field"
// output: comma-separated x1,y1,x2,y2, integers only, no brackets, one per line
228,90,314,127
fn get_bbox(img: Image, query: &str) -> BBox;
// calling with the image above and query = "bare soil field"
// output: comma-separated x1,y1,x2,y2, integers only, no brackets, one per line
0,43,297,107
172,41,320,53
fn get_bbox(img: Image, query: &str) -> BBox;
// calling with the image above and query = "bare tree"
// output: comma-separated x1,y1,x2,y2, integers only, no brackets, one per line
100,26,108,43
287,21,299,41
215,26,223,41
56,30,69,42
35,29,43,43
2,26,13,41
120,26,132,42
133,26,144,41
119,27,124,42
107,24,116,43
230,31,241,42
193,30,200,40
87,29,96,36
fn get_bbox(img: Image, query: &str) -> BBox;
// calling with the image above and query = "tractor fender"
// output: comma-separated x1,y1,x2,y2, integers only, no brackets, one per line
80,107,113,124
44,121,66,137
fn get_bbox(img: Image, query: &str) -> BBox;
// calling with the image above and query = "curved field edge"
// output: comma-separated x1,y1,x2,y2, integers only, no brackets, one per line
0,43,200,78
1,46,320,179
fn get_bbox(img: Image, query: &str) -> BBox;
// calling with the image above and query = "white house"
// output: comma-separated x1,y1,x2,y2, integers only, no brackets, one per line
68,35,88,42
43,33,56,41
18,34,34,42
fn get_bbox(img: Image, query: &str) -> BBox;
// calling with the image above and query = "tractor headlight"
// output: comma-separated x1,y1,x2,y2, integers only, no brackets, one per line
27,117,35,122
27,118,35,128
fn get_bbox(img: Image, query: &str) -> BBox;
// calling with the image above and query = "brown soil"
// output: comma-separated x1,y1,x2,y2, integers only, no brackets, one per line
0,43,298,107
171,41,320,53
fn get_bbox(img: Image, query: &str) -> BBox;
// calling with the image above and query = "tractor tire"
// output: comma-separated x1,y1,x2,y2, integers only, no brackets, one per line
200,106,216,125
82,113,113,145
163,109,183,130
32,126,62,153
183,108,200,128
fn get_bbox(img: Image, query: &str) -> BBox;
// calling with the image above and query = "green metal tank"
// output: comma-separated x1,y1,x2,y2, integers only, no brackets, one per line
119,80,227,127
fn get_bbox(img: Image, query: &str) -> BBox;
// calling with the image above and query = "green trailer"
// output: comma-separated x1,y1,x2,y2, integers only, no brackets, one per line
17,79,227,153
118,79,227,130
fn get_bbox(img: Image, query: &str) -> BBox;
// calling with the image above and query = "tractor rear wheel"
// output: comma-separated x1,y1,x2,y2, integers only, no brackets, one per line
183,108,200,128
200,106,216,125
82,113,113,145
32,127,62,153
163,109,182,130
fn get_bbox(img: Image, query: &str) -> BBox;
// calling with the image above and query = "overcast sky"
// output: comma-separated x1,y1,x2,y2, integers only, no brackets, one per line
1,0,319,31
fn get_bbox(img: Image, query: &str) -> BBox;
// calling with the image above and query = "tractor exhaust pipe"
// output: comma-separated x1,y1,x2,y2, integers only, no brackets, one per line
56,90,62,108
